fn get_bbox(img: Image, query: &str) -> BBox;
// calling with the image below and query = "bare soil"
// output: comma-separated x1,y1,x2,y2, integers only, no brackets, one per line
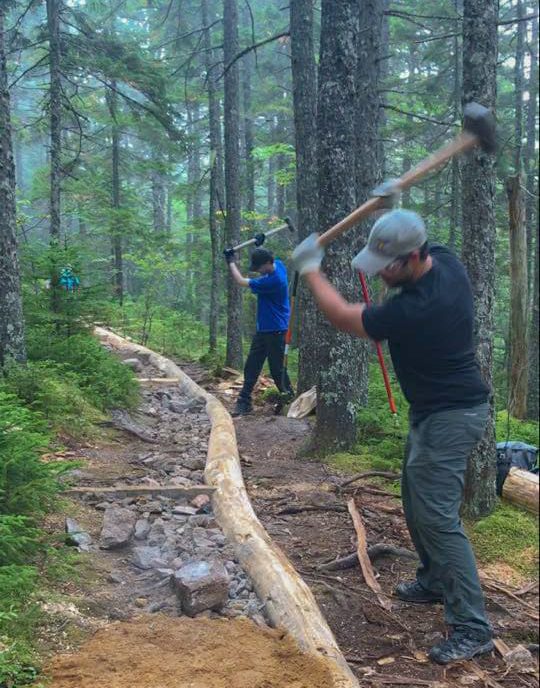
43,615,336,688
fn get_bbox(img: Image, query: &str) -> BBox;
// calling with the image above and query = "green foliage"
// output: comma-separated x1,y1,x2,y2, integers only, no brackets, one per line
495,411,540,447
468,503,539,577
3,362,104,438
26,331,139,412
0,391,66,516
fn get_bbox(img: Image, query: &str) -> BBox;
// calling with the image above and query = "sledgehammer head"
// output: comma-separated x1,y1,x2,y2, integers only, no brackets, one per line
284,216,297,234
463,102,497,154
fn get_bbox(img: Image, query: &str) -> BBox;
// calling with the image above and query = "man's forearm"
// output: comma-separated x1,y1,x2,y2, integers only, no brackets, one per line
305,271,367,338
229,262,250,287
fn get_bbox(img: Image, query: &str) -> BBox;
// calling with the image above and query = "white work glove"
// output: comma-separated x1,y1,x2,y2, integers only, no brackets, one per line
292,233,324,275
371,178,401,209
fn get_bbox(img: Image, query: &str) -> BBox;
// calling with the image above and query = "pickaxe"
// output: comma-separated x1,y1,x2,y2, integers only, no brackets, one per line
293,102,497,416
230,217,295,253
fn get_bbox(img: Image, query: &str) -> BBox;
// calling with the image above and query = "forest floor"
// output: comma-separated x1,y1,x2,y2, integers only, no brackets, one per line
35,350,539,688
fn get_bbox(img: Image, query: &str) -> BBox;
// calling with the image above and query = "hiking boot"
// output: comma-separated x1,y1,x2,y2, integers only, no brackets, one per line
395,580,444,604
429,627,494,665
231,400,252,417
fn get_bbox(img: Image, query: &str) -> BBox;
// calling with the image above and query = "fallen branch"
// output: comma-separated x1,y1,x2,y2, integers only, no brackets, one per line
277,504,347,515
339,471,399,490
347,498,393,611
319,544,418,572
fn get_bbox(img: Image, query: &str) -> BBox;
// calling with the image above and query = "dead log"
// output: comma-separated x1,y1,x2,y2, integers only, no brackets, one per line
502,467,539,514
278,504,347,515
347,498,393,611
94,327,360,688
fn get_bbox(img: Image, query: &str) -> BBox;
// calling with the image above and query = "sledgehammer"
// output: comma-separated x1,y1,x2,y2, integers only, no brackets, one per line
317,102,496,247
231,217,296,253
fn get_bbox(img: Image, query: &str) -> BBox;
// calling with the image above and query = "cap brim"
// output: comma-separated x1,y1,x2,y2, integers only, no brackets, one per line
353,247,395,276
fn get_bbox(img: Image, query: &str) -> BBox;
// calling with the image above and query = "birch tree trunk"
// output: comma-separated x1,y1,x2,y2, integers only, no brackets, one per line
0,6,26,366
461,0,498,518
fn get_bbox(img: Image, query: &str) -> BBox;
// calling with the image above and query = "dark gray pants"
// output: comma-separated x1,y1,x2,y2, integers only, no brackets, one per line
402,403,491,635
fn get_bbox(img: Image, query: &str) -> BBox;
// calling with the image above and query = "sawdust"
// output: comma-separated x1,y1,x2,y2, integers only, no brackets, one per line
43,614,337,688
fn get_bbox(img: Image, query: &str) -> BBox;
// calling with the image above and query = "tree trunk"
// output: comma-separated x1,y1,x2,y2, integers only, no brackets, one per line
106,84,123,304
223,0,243,368
507,175,528,418
461,0,498,518
203,0,224,354
290,0,319,393
353,0,385,408
513,0,525,173
152,165,167,234
0,7,26,366
313,0,362,452
449,0,462,250
46,0,62,312
46,0,61,241
525,15,538,303
242,48,255,228
527,220,539,419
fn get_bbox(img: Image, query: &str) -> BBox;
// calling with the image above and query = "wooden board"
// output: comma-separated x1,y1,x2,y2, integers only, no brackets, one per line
94,327,359,688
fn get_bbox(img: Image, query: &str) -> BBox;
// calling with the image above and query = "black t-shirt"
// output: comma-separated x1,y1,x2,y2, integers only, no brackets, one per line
362,245,489,422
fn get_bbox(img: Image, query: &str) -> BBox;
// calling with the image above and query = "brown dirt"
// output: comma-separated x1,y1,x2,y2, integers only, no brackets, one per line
43,615,336,688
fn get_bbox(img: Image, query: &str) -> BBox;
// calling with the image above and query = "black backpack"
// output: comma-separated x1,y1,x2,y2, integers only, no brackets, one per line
496,441,539,495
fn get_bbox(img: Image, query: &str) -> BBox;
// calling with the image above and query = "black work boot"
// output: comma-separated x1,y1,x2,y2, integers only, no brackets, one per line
429,626,494,665
395,580,444,604
231,399,252,417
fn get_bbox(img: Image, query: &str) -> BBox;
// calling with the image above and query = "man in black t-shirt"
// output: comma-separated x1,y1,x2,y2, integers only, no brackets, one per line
292,209,493,665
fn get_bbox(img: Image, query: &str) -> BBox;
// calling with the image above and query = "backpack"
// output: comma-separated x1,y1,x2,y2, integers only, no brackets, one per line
496,441,539,495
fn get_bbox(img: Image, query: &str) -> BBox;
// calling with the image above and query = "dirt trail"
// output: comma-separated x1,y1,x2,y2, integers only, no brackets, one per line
44,615,336,688
38,351,339,688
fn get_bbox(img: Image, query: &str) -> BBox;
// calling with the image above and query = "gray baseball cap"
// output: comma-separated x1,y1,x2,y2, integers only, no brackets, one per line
352,209,427,276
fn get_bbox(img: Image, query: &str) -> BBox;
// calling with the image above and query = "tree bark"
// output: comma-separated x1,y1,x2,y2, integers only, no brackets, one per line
290,0,319,393
223,0,243,369
0,6,26,366
449,0,462,250
461,0,498,518
353,0,385,409
313,0,363,451
46,0,62,312
507,175,528,418
106,84,123,304
242,48,255,228
204,0,224,354
525,16,539,419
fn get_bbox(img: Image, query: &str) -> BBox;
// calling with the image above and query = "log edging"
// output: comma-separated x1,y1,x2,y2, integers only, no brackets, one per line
94,327,359,688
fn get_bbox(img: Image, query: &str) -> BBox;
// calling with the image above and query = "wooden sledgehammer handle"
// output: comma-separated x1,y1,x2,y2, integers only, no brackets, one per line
318,130,478,248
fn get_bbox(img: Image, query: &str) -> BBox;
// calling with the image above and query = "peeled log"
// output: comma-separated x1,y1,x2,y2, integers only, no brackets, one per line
94,327,359,688
502,467,539,515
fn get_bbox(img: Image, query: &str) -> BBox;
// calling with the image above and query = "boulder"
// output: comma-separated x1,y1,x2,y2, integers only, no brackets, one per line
173,560,229,616
122,358,143,372
65,518,93,551
100,506,137,549
132,546,165,570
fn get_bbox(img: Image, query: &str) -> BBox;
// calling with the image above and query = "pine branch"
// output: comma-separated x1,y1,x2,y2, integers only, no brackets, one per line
220,30,290,79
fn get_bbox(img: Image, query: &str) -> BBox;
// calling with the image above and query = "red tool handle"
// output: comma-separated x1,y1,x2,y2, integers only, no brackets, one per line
358,272,398,416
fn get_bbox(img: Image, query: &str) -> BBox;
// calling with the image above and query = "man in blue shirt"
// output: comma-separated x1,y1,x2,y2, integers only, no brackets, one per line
225,247,294,416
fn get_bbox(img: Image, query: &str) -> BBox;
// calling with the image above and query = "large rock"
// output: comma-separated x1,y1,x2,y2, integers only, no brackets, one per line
122,358,143,372
173,560,229,616
100,506,137,549
132,546,165,570
65,518,93,551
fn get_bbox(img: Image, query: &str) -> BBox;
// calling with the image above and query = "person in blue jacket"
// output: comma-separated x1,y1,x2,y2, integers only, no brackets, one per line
224,246,294,416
